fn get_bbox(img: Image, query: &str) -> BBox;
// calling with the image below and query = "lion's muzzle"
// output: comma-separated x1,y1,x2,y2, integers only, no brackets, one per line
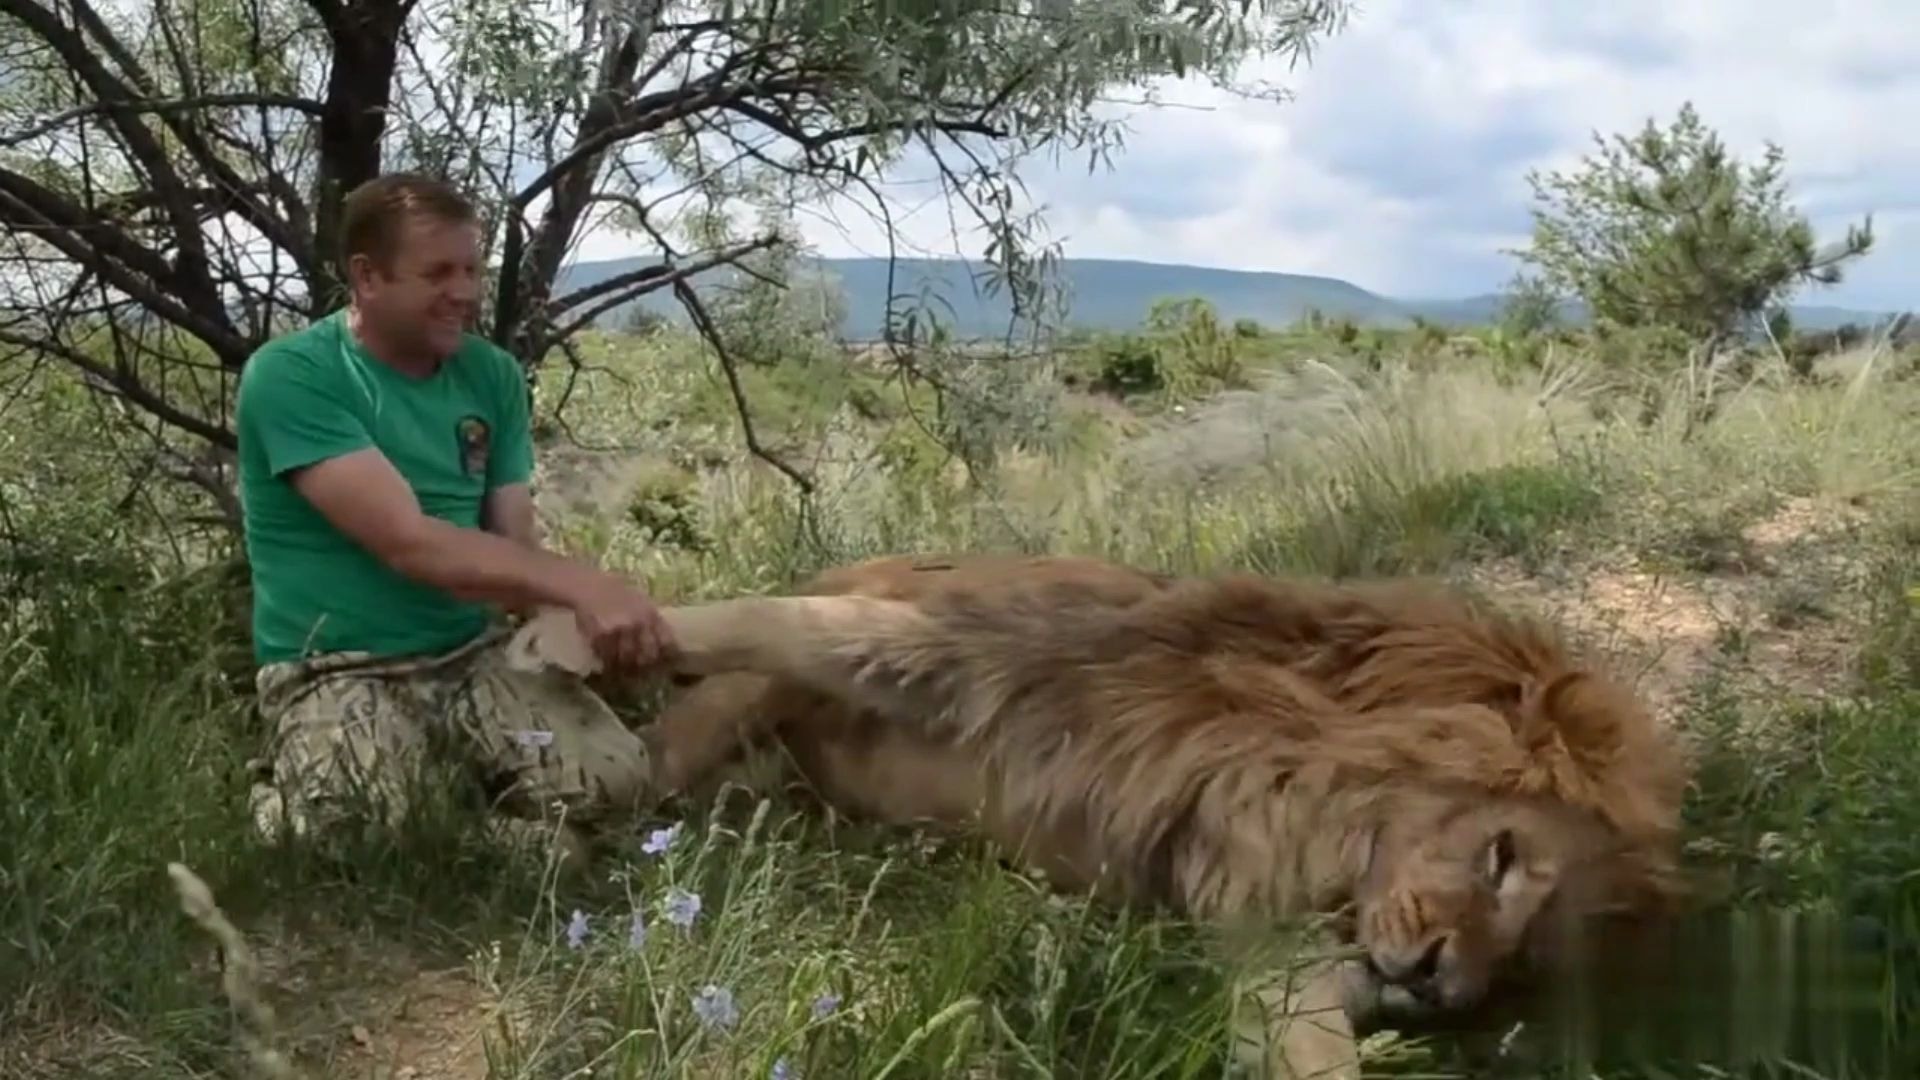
1361,929,1493,1020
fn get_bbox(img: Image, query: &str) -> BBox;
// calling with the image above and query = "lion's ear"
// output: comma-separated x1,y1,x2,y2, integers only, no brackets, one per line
1520,670,1620,755
1548,669,1590,705
1523,670,1586,716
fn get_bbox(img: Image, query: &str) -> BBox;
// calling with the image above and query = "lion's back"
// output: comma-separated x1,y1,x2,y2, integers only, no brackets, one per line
798,551,1173,608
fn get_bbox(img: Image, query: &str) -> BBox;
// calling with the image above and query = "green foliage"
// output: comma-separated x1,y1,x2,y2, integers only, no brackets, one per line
1244,460,1605,578
1089,333,1165,396
625,466,714,554
1144,296,1251,398
701,251,852,371
1682,638,1920,1038
1857,554,1920,688
873,421,961,523
1068,297,1255,404
0,569,257,1072
1514,102,1875,346
1404,314,1451,359
678,340,874,446
1497,272,1565,337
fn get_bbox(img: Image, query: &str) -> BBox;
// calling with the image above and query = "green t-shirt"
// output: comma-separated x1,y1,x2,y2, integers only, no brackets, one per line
236,309,536,664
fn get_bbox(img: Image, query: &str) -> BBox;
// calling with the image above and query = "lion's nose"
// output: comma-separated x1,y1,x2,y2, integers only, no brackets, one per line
1370,935,1448,988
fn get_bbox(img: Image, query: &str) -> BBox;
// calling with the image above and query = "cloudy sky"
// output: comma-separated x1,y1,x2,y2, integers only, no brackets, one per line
581,0,1915,311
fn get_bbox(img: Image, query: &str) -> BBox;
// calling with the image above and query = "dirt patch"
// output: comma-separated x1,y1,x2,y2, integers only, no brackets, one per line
229,920,541,1080
320,965,510,1080
2,944,513,1080
244,922,560,1080
1473,496,1873,727
1738,494,1870,559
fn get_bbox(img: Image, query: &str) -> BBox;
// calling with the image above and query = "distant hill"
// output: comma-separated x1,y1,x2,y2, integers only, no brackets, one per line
556,254,1902,340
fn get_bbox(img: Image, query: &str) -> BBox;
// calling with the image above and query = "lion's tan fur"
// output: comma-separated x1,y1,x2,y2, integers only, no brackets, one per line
635,554,1179,892
642,553,1169,822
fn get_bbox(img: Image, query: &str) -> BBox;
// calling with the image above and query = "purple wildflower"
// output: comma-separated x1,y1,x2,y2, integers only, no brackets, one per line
640,822,682,855
662,886,702,928
691,983,738,1030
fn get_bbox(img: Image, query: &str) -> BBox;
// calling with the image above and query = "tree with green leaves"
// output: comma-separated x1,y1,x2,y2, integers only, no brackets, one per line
0,0,1354,520
1509,101,1874,352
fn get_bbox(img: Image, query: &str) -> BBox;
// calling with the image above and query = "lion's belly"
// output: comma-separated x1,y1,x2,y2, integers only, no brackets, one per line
727,705,1133,901
784,720,982,826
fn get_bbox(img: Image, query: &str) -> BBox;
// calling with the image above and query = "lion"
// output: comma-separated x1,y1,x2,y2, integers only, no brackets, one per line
506,552,1692,1077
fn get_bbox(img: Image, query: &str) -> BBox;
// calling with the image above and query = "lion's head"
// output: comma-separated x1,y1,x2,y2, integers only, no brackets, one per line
1337,784,1682,1031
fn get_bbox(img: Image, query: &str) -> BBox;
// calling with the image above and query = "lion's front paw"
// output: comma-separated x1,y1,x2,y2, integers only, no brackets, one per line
1229,959,1364,1079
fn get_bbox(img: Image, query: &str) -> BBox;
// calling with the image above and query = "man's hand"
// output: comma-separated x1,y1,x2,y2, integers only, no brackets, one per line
568,575,679,674
287,448,680,668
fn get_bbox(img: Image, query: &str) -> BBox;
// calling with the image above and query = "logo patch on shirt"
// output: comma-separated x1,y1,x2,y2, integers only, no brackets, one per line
455,415,491,477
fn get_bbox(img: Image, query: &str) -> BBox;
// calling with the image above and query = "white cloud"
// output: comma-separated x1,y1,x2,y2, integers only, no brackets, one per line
582,0,1919,312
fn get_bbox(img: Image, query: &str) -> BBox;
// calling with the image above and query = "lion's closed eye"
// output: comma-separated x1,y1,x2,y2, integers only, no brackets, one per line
1484,828,1517,886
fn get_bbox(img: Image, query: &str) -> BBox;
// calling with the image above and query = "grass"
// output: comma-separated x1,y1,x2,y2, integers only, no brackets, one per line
4,313,1920,1078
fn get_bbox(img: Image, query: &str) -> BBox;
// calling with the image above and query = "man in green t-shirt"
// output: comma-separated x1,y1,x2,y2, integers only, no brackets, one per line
236,172,676,865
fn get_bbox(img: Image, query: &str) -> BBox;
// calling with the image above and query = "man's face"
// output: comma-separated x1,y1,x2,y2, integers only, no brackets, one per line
349,213,483,362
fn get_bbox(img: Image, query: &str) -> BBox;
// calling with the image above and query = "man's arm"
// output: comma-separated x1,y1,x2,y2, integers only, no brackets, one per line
483,481,543,549
243,343,586,609
482,481,549,618
290,448,599,613
482,348,540,550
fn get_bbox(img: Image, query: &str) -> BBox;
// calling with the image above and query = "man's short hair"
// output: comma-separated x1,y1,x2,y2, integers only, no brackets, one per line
339,173,479,272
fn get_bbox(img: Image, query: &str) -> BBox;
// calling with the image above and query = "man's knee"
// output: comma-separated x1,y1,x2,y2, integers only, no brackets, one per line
253,662,434,834
457,659,656,816
543,682,655,811
583,719,656,800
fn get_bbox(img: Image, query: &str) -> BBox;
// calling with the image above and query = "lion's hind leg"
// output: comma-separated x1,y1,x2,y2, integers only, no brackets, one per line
641,671,784,796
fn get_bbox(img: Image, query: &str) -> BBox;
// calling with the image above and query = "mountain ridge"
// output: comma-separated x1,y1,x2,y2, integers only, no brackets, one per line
556,254,1902,340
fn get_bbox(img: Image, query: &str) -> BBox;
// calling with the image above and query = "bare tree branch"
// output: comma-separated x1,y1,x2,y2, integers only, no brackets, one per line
0,328,235,449
0,92,327,150
540,233,780,344
673,277,813,495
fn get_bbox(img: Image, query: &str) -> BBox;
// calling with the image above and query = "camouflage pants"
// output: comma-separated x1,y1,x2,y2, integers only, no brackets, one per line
246,622,655,863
